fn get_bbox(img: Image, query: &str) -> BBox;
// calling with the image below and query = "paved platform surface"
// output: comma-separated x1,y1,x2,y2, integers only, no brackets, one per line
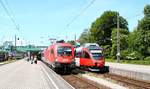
0,58,74,89
82,74,127,89
106,62,150,82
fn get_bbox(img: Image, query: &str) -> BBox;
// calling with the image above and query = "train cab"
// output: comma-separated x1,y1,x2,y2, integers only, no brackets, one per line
75,43,105,71
44,43,75,73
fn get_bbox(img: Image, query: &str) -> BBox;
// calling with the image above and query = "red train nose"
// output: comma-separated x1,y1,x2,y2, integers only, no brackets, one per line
95,62,98,66
96,60,105,68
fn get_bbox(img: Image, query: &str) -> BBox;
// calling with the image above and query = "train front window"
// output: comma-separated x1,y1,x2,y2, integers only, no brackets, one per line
88,45,101,50
92,53,103,60
57,46,72,56
82,51,90,58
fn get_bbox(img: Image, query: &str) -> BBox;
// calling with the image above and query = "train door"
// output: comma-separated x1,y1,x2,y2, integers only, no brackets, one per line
75,51,81,67
80,51,93,66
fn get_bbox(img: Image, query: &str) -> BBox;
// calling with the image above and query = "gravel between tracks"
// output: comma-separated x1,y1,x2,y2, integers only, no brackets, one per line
62,74,109,89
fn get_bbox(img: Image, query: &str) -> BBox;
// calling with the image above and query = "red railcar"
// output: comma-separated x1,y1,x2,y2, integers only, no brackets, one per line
75,43,105,71
44,43,75,72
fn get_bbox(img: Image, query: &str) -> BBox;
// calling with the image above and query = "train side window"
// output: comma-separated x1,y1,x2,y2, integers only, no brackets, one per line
82,51,90,58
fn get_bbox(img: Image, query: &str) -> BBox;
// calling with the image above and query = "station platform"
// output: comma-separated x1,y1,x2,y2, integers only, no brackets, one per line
106,62,150,82
0,58,74,89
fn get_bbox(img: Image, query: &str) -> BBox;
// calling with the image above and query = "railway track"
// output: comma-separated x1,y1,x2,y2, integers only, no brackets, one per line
62,74,109,89
41,62,108,89
86,72,150,89
42,61,150,89
106,74,150,89
73,68,150,89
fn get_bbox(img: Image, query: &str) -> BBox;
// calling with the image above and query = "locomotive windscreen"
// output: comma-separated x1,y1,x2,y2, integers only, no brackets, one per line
87,45,102,50
92,53,103,60
57,46,72,56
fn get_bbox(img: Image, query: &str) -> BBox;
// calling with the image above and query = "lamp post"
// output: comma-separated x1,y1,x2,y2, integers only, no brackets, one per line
15,35,16,48
14,35,19,51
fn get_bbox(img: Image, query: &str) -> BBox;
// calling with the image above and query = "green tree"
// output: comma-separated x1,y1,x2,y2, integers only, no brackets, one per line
79,29,91,44
138,5,150,31
128,29,150,57
136,4,150,57
124,4,150,60
144,4,150,17
90,11,128,46
111,28,129,58
67,40,75,45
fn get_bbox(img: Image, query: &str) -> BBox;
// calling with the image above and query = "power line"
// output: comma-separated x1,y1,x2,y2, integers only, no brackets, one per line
65,0,96,29
0,0,26,46
4,0,16,20
126,13,143,20
64,0,96,41
0,0,19,30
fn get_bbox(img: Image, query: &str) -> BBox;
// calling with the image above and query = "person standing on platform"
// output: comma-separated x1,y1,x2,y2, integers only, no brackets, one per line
31,55,34,64
34,55,37,64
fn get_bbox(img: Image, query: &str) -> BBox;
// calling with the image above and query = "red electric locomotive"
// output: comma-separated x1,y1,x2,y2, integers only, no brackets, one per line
44,43,75,73
75,43,105,71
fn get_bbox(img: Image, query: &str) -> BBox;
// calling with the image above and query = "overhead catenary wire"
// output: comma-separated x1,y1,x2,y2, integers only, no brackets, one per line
65,0,96,29
3,0,23,34
3,0,16,21
64,0,141,41
64,0,96,41
4,0,21,30
0,0,28,46
0,0,19,31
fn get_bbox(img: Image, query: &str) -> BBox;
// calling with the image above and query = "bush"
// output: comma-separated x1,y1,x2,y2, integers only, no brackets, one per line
121,50,131,60
102,45,111,58
121,50,144,60
144,56,150,61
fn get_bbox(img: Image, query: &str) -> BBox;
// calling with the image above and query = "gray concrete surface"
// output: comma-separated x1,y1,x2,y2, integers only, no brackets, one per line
82,74,127,89
106,62,150,82
0,58,74,89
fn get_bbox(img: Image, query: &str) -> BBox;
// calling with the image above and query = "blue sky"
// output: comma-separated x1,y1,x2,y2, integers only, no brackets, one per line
0,0,149,46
